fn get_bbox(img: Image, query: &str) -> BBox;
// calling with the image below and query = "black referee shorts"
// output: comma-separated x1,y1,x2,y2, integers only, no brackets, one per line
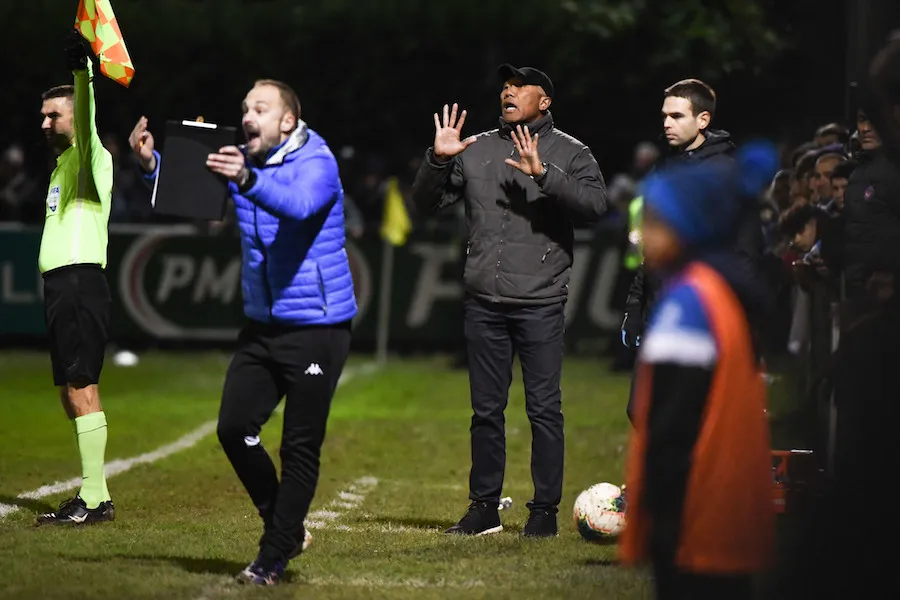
43,264,111,387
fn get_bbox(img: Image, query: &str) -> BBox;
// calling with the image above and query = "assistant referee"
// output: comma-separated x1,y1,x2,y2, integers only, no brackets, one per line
35,31,116,526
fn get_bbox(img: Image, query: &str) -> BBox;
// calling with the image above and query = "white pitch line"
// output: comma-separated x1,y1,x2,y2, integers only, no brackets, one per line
0,363,376,521
306,575,486,589
194,474,380,600
306,509,342,523
0,421,217,520
306,476,379,530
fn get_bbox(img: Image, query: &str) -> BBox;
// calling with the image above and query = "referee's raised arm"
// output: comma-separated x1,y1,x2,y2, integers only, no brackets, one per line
70,38,109,201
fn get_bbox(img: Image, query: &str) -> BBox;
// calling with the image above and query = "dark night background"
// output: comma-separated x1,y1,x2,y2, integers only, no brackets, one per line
4,0,887,180
1,4,899,597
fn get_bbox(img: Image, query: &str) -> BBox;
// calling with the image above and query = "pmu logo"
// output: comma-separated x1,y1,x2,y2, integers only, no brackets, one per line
118,231,243,340
118,231,373,340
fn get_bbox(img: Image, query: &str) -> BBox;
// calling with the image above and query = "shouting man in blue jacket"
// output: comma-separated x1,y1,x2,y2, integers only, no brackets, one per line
128,80,357,586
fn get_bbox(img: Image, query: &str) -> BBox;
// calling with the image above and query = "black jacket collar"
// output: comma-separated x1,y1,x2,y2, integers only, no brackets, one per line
498,112,554,139
664,128,735,164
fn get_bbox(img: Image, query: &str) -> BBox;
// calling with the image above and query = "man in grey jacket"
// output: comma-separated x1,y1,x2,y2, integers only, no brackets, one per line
412,64,607,537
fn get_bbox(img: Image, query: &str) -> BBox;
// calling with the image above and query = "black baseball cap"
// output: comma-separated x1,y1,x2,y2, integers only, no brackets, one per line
498,64,554,98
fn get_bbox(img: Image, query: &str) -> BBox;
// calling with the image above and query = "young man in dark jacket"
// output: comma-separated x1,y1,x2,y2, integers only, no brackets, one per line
623,79,766,422
412,64,607,537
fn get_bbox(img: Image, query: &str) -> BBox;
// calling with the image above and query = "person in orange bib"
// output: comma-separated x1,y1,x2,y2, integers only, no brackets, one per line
619,142,779,600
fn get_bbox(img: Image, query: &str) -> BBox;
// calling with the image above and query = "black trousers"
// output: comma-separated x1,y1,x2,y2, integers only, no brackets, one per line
464,295,565,511
217,319,351,566
625,363,638,425
789,302,900,598
652,561,753,600
649,512,755,600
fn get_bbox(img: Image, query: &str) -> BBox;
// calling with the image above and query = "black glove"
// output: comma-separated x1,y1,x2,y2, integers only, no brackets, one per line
65,29,88,72
621,311,643,349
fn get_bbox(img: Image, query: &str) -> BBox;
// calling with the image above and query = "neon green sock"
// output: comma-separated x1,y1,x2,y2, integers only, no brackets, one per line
74,412,110,508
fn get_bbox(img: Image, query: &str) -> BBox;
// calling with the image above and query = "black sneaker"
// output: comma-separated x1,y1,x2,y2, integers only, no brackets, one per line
445,501,503,536
35,496,115,526
522,509,558,538
236,558,285,586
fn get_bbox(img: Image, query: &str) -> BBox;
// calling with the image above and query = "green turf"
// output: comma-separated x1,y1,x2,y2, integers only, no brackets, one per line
0,351,652,599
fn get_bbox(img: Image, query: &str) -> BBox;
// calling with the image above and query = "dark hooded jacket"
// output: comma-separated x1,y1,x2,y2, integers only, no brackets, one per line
624,129,768,329
841,147,900,299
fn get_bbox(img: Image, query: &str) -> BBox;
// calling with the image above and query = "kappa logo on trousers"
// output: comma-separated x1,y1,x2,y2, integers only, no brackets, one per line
304,363,324,376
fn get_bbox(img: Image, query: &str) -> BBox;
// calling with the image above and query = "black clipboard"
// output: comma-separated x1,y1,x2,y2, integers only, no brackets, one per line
151,119,238,220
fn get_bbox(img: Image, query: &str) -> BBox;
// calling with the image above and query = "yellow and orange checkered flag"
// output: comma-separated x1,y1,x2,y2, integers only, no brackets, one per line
74,0,134,87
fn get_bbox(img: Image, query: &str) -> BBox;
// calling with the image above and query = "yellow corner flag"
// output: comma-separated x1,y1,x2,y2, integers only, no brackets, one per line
75,0,134,87
380,177,412,247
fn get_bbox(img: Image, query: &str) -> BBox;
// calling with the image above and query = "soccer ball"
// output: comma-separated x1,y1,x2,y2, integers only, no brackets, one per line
573,482,627,541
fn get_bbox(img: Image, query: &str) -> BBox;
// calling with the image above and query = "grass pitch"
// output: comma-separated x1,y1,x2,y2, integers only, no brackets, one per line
0,351,654,599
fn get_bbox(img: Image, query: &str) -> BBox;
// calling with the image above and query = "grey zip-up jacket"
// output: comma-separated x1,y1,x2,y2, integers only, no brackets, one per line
412,112,607,305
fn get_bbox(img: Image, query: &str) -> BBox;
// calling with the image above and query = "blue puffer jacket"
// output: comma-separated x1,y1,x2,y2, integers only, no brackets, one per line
148,122,357,326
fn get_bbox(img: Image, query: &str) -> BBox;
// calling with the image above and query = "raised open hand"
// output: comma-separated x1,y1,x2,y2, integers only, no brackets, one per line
128,116,157,173
433,103,477,161
505,124,542,176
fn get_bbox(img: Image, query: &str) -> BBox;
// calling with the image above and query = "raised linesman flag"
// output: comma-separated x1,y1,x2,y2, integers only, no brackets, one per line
75,0,134,87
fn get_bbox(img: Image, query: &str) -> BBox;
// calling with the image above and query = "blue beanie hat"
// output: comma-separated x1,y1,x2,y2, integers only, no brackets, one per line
641,140,780,248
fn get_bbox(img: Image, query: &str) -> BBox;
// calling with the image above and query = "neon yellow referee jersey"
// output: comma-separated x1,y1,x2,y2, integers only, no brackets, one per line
38,58,113,274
